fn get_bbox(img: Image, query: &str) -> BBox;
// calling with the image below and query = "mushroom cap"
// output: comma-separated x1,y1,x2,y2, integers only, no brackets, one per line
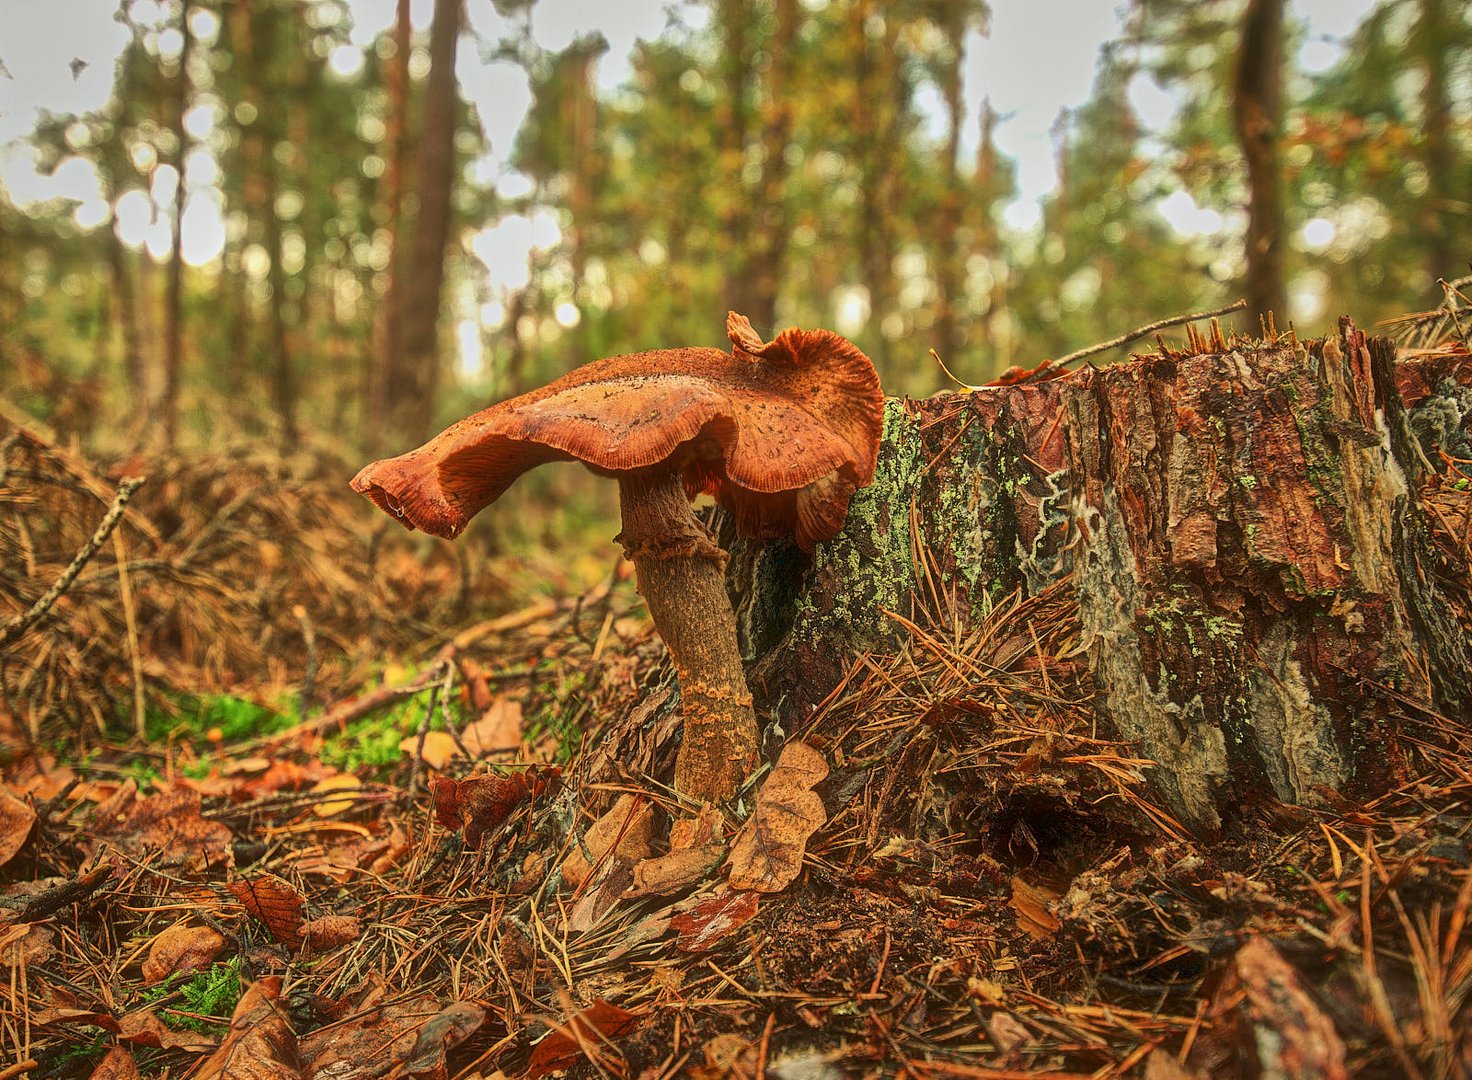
351,313,885,550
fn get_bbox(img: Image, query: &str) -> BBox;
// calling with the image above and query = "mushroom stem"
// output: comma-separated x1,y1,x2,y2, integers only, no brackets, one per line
617,469,759,804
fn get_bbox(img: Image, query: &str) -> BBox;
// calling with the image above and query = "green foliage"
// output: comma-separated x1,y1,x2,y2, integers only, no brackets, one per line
138,960,242,1033
3,0,1467,463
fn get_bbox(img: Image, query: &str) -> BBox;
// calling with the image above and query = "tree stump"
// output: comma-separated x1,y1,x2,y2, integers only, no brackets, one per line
726,318,1472,835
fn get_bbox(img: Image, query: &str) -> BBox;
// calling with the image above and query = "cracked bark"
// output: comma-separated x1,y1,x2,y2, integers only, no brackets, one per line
728,320,1472,835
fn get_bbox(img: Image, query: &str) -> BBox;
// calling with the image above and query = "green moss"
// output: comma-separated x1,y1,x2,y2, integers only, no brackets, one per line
791,399,925,648
138,960,241,1034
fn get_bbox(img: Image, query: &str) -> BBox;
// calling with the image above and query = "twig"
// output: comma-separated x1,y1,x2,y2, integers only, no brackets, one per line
112,525,147,741
0,475,145,649
1051,298,1249,369
293,602,318,715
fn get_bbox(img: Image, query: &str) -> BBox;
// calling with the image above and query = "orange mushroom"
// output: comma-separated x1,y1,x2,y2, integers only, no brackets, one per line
352,312,884,803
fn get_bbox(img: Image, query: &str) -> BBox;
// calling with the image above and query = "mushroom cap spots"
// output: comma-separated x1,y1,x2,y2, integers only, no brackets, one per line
351,313,885,550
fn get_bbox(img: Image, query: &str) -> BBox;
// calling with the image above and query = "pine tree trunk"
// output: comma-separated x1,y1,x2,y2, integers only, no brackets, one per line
366,0,412,452
161,0,191,448
1233,0,1287,329
727,320,1472,836
392,0,461,444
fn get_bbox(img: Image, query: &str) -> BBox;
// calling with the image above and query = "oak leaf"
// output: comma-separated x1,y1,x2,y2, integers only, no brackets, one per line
726,742,827,893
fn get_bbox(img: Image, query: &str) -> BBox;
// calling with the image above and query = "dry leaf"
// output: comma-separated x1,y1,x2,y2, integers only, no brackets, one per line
669,805,724,850
299,989,470,1078
1009,877,1061,940
460,696,524,755
560,794,656,889
88,1047,141,1080
401,731,460,770
0,789,36,868
300,915,361,950
310,774,362,817
669,887,759,952
141,923,228,985
433,767,558,849
0,918,54,967
626,843,726,897
394,1000,486,1077
117,1008,217,1051
195,976,299,1080
726,742,827,893
229,876,305,946
525,999,643,1079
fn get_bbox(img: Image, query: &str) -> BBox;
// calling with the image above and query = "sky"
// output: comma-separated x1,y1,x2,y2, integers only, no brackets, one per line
0,0,1382,312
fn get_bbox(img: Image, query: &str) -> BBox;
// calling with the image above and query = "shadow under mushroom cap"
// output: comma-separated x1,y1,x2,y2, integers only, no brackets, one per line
351,316,885,551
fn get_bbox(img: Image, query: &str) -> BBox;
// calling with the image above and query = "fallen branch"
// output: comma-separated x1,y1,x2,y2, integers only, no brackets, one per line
933,299,1251,390
0,475,145,649
1051,297,1250,368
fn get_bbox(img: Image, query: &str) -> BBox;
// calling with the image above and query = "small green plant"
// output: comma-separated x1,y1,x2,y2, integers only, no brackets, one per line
139,960,242,1033
46,1030,107,1072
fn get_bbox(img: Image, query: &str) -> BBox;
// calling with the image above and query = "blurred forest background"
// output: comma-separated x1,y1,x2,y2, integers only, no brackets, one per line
1,0,1469,491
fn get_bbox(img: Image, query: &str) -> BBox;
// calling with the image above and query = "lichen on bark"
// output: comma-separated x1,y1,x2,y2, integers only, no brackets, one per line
729,320,1472,835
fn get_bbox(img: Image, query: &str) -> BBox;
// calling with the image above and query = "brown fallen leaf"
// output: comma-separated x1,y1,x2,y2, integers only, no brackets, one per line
1010,876,1062,940
0,917,54,967
726,742,828,893
299,989,466,1077
669,805,724,850
0,788,36,868
394,1000,486,1078
670,887,760,952
434,766,558,849
229,876,305,946
560,794,656,890
117,1008,217,1051
100,788,233,872
300,914,361,950
141,922,228,985
88,1046,141,1080
460,696,524,756
525,999,643,1079
195,976,300,1079
626,843,727,898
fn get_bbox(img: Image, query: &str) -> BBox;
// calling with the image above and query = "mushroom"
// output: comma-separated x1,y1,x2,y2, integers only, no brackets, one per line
351,312,885,804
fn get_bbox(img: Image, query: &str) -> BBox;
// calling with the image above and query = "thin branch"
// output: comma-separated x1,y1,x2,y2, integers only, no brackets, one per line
1052,297,1249,368
0,476,145,649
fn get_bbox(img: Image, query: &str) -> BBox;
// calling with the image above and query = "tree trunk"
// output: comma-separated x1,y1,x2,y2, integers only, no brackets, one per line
727,320,1472,836
392,0,461,444
366,0,412,452
716,0,753,320
932,10,967,366
161,0,191,448
743,0,799,334
1233,0,1287,330
1415,0,1455,284
853,1,902,369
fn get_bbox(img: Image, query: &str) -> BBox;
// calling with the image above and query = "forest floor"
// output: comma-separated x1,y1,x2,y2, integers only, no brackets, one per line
2,401,1471,1080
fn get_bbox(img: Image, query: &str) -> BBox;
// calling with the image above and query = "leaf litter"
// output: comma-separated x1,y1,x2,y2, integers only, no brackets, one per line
1,409,1471,1077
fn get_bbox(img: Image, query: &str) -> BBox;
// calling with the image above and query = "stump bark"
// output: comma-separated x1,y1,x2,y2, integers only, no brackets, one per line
726,318,1472,835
